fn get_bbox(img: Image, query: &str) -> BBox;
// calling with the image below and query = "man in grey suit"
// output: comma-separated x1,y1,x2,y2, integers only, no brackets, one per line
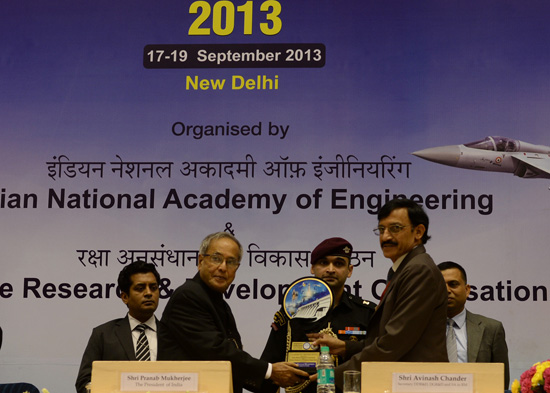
75,261,161,393
438,261,510,389
311,199,448,388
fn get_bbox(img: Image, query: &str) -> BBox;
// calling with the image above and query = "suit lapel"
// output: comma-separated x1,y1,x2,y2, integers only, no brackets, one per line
115,315,136,360
375,245,426,312
466,311,483,362
193,274,242,347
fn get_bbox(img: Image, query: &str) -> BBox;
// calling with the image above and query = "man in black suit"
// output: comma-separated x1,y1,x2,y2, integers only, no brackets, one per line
438,261,510,388
158,232,309,393
75,261,161,393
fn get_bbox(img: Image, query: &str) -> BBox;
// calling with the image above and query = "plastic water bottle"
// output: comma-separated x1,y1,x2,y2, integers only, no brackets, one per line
317,346,336,393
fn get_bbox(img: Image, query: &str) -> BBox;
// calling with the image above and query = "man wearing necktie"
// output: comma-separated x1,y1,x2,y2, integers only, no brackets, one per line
75,261,161,393
311,198,448,389
438,261,510,389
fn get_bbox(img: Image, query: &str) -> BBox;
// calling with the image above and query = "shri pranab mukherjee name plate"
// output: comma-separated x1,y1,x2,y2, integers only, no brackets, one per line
391,373,473,393
121,372,198,392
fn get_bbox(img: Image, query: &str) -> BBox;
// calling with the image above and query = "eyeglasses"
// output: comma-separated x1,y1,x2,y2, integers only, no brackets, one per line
373,224,411,236
203,253,240,268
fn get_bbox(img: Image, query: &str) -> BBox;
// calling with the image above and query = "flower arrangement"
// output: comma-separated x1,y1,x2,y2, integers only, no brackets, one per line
512,360,550,393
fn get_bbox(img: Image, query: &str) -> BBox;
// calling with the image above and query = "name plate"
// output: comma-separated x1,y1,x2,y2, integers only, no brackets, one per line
391,373,473,393
287,349,319,370
121,372,199,392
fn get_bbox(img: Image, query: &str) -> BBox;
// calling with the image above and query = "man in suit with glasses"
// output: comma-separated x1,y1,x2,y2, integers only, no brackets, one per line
158,231,308,393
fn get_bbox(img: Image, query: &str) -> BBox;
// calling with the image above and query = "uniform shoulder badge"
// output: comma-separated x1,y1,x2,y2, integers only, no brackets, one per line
271,309,288,331
348,294,377,311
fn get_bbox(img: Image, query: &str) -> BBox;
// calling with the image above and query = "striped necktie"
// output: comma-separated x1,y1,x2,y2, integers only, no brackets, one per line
135,324,151,361
446,319,458,362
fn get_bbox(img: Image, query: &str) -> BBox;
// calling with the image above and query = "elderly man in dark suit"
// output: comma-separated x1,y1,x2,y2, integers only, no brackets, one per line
158,232,309,393
438,261,510,389
311,198,448,388
75,261,161,393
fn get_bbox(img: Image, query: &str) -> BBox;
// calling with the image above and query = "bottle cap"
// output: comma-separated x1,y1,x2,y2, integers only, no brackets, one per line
321,346,329,353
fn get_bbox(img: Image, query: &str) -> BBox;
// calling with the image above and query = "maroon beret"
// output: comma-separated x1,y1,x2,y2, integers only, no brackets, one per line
311,237,353,264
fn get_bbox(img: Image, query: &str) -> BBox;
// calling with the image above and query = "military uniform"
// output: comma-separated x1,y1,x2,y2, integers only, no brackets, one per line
259,291,376,393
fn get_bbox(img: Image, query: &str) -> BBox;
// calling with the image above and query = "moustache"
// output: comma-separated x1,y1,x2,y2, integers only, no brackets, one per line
382,241,398,247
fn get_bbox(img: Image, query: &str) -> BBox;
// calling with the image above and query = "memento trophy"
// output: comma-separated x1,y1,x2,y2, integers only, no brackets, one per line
282,277,333,377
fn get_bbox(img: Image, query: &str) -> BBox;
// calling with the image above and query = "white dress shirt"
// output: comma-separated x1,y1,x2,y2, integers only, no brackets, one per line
448,308,467,363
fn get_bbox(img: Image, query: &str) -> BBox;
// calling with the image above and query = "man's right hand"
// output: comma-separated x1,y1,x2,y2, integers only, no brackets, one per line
306,333,347,357
270,362,310,387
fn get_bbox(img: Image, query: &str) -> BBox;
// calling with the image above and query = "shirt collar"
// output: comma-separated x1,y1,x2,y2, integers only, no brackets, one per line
128,313,157,332
450,308,466,329
391,252,408,273
390,244,421,273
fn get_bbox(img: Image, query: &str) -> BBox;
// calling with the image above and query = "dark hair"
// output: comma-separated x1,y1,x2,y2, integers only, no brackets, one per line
117,261,161,294
377,198,431,244
438,261,467,283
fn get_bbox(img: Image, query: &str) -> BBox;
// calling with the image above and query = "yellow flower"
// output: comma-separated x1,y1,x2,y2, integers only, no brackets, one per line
511,379,520,393
530,360,550,388
533,371,544,387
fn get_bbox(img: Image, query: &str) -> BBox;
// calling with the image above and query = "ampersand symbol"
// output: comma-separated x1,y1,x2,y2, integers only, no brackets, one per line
159,278,173,299
224,222,235,235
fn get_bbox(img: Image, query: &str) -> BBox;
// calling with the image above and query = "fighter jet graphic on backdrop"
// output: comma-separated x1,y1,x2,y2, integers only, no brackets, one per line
412,136,550,179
